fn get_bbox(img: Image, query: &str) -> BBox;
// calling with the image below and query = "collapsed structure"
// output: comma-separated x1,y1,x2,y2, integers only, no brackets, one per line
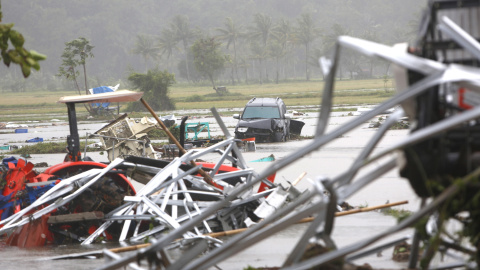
2,1,480,269
0,93,281,247
97,2,480,269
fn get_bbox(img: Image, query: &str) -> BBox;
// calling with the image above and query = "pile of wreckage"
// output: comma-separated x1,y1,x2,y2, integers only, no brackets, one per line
2,1,480,269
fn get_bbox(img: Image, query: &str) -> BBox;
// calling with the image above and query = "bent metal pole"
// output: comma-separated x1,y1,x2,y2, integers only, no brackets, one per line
140,98,215,186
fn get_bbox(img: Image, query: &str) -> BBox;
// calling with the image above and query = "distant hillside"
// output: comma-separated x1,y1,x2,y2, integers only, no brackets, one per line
0,0,427,92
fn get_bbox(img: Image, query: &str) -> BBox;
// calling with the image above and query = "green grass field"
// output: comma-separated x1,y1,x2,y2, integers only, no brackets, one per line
0,78,395,121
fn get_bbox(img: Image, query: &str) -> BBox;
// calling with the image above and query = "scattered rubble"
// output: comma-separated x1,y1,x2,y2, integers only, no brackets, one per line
2,2,480,269
392,241,411,262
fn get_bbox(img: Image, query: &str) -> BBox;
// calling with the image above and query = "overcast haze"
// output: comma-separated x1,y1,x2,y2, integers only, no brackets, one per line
1,0,428,91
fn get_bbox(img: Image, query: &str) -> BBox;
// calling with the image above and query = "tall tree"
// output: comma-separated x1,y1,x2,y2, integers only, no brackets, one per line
249,13,273,51
323,23,350,79
57,48,82,95
170,15,198,82
216,17,244,84
238,56,249,84
361,29,380,77
295,13,321,81
178,49,202,83
268,40,285,84
132,34,159,72
57,37,94,95
249,41,266,84
191,37,226,94
273,18,295,80
158,28,179,72
323,23,350,55
249,13,273,82
308,47,325,79
128,68,175,111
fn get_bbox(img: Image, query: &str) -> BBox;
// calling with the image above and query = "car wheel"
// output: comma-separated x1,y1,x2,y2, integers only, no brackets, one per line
273,132,283,142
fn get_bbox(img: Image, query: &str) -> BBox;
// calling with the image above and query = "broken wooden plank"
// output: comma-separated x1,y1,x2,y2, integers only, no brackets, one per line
47,211,104,224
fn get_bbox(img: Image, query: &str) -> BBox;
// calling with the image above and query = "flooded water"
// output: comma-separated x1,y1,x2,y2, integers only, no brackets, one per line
0,243,109,269
0,110,433,269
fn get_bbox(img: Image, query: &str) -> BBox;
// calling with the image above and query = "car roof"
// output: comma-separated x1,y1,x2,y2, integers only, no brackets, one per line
246,97,283,107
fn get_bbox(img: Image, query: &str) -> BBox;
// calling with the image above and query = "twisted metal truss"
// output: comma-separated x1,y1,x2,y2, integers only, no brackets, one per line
96,11,480,270
5,3,480,269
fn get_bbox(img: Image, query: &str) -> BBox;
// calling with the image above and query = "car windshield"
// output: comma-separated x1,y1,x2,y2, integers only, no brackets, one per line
242,106,280,119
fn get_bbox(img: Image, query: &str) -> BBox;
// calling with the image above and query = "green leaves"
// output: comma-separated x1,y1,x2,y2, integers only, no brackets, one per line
21,64,30,77
27,51,46,71
191,37,226,89
131,34,160,72
127,69,176,111
0,21,45,77
57,37,94,94
30,50,47,61
8,29,24,48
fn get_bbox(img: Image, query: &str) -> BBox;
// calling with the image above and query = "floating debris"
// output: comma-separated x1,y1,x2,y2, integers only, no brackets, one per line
250,154,275,162
33,162,49,167
91,114,159,160
392,241,412,262
25,137,43,143
0,145,10,151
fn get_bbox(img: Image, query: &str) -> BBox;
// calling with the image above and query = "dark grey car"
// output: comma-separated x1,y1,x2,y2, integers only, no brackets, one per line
234,97,304,142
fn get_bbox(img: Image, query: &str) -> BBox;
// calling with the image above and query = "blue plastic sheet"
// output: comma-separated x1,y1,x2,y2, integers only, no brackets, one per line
91,86,114,108
2,156,17,167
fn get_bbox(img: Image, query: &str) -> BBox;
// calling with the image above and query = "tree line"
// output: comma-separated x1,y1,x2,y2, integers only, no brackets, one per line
0,0,426,93
132,11,420,89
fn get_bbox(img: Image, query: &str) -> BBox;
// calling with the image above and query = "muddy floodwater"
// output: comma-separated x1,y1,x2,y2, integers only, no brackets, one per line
0,109,441,269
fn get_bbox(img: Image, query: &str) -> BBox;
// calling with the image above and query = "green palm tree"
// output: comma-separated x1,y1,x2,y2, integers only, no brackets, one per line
132,34,159,73
323,23,350,79
308,47,325,79
249,13,273,48
158,28,179,72
249,41,266,84
361,29,379,78
295,13,321,81
237,56,250,83
268,40,285,84
216,17,244,84
273,19,294,51
273,18,295,80
248,13,273,82
323,23,350,54
170,15,198,82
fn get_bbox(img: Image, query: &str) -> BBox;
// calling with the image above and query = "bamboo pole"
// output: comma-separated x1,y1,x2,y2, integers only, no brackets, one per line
140,98,215,186
291,172,307,186
204,200,408,238
108,243,151,253
66,200,409,257
299,200,409,222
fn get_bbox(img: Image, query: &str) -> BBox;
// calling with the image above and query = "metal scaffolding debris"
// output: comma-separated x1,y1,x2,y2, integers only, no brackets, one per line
99,2,480,269
2,1,480,270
